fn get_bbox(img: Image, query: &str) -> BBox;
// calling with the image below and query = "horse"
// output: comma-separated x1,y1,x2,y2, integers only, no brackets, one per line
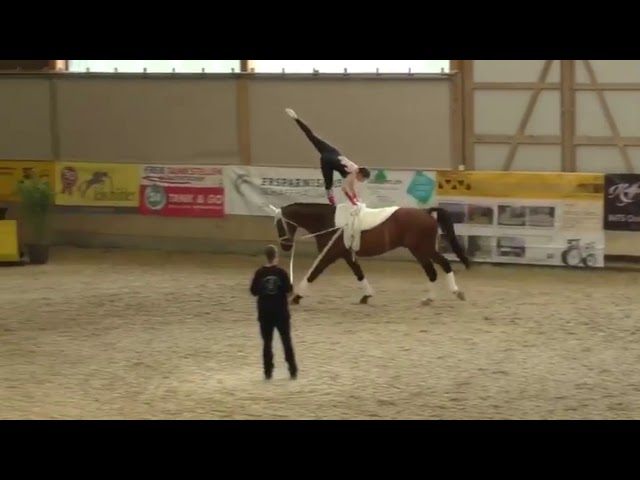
272,202,471,305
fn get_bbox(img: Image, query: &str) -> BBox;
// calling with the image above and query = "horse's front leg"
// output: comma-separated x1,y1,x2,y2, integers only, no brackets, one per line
343,255,373,304
292,252,341,305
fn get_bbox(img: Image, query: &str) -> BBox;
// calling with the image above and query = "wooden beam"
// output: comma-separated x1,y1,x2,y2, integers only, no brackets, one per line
582,60,634,173
502,60,554,171
475,134,560,144
574,136,640,146
560,60,576,172
449,69,464,169
236,76,252,165
462,60,475,170
449,60,462,73
48,60,67,71
240,61,254,73
474,82,560,90
575,83,640,91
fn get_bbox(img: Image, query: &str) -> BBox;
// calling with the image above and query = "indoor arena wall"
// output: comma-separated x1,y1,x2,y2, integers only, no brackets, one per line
0,72,453,260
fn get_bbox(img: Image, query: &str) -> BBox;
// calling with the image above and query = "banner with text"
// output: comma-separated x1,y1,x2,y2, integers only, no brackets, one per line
437,171,606,268
55,162,140,208
224,166,438,216
603,174,640,232
0,160,55,203
140,165,224,217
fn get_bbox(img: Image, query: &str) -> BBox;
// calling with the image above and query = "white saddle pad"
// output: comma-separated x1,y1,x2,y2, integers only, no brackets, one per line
334,203,399,251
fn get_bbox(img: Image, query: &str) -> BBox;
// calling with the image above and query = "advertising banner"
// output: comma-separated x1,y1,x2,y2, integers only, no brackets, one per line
436,171,606,268
0,160,55,203
0,220,19,262
603,174,640,232
139,165,224,218
55,162,140,208
437,170,604,199
224,166,438,216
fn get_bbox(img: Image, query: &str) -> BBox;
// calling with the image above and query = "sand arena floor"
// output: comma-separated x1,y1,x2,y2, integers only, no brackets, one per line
2,247,640,420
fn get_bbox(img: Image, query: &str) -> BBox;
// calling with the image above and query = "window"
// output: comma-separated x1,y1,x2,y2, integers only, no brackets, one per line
250,60,450,74
68,60,241,73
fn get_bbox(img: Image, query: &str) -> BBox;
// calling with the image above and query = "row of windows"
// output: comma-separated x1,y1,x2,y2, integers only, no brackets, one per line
67,60,451,74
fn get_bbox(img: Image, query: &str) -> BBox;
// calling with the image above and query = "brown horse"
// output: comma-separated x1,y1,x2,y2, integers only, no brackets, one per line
273,203,470,305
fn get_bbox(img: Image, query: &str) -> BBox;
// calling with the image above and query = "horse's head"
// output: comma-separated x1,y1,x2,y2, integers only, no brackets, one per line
272,203,335,252
274,209,298,252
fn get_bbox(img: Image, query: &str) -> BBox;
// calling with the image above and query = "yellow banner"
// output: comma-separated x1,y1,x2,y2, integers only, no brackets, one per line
55,162,140,207
0,220,20,262
437,171,604,200
0,160,56,203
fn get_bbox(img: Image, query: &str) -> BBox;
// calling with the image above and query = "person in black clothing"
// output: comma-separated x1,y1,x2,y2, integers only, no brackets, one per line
250,245,298,380
285,108,371,206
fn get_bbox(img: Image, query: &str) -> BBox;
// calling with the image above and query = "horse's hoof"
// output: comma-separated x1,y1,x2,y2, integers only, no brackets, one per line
421,298,434,306
359,295,372,305
291,295,302,305
454,290,466,301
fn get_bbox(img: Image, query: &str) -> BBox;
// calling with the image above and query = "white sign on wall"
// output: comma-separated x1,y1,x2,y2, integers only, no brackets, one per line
223,166,438,216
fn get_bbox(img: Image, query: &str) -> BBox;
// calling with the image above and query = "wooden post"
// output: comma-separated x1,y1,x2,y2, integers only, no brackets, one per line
560,60,576,172
461,60,475,170
237,61,252,165
449,63,464,170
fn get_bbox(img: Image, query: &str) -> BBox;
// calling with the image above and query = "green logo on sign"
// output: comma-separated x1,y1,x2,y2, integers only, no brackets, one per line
372,169,388,184
407,171,435,205
145,184,167,210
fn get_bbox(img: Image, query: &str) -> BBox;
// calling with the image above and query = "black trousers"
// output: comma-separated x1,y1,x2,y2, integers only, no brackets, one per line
294,118,345,190
259,317,297,376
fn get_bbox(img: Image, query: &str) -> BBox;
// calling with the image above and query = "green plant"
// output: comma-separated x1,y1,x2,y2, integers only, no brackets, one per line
15,174,55,244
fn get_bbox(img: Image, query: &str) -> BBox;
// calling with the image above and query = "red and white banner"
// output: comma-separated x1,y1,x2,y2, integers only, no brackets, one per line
139,164,224,217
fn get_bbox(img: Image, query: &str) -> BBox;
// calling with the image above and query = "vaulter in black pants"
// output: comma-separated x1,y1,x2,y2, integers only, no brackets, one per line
285,108,371,206
250,245,298,380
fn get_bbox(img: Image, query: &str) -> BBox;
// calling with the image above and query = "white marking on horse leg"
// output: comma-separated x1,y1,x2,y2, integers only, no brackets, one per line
446,271,459,292
359,278,374,296
297,278,309,296
446,272,466,301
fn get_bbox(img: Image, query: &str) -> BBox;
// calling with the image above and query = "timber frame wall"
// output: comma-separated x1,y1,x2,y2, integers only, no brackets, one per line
453,59,640,173
8,59,636,173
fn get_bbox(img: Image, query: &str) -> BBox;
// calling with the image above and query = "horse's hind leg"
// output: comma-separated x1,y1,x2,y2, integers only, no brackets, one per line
432,251,466,301
408,247,438,306
343,255,373,304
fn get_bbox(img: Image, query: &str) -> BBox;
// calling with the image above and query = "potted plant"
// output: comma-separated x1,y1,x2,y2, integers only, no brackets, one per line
15,172,55,265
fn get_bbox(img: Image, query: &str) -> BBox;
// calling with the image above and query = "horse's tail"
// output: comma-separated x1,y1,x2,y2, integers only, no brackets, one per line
426,207,471,269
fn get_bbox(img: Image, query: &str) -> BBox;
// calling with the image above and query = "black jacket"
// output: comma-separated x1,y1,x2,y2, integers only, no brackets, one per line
250,265,292,320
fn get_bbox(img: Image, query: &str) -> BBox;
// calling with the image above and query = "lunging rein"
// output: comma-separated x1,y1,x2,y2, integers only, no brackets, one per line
269,205,343,286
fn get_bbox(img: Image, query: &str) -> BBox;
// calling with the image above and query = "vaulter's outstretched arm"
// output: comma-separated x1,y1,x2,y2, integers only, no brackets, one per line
342,173,360,206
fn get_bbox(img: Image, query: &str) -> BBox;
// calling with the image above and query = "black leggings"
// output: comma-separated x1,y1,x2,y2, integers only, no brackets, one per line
294,119,345,190
259,317,297,376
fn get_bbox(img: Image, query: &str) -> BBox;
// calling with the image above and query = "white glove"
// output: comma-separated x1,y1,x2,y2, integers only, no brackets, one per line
285,108,297,119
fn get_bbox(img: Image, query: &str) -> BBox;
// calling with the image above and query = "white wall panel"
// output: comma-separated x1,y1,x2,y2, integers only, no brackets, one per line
474,144,509,170
576,60,640,84
474,60,560,83
475,90,560,136
576,146,640,173
474,145,561,171
576,91,640,137
576,146,623,173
